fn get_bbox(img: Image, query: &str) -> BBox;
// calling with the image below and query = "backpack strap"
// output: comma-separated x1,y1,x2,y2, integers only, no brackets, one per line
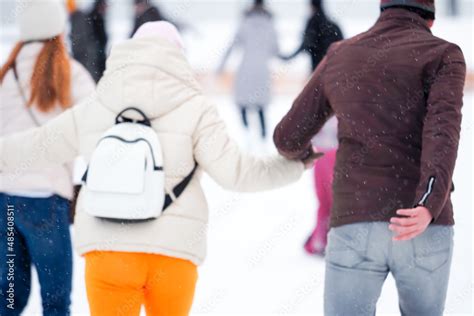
115,107,151,127
12,61,41,126
163,163,198,211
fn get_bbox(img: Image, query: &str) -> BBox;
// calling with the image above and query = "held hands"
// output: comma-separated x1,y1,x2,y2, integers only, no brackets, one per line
389,206,433,241
302,148,324,169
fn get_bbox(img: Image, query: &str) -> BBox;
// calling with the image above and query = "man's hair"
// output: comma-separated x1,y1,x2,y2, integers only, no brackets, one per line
382,5,435,20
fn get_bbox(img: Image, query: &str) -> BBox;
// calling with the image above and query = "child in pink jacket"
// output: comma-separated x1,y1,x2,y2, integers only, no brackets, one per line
304,117,338,255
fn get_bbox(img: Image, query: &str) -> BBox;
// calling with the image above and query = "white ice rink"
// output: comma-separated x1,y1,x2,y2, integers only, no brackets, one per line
1,1,471,315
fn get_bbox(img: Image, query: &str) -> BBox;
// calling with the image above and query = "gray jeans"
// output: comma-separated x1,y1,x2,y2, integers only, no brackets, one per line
324,222,453,316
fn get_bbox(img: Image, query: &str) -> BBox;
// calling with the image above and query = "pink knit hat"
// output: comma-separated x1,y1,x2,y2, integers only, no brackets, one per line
132,21,184,50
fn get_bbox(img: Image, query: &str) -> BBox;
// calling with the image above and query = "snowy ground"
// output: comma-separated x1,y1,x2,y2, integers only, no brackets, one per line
21,92,473,315
1,2,472,315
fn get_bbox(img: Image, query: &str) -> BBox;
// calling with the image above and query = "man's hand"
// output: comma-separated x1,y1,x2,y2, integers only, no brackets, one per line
389,206,433,241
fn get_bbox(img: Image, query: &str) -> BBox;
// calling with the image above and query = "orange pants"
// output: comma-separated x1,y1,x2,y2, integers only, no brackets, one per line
85,251,198,316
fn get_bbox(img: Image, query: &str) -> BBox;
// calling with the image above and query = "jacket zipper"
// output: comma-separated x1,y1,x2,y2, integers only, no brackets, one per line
418,176,436,206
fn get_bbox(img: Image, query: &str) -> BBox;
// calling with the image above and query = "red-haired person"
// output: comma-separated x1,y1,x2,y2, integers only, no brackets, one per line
0,1,94,314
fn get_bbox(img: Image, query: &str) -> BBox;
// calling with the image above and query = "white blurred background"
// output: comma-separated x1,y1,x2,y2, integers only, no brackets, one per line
1,1,472,315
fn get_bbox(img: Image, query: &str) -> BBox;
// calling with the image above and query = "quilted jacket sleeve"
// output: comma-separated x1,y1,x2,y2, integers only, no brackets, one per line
193,101,304,192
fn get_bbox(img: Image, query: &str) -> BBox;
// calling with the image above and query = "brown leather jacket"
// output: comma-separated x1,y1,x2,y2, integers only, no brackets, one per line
274,8,466,227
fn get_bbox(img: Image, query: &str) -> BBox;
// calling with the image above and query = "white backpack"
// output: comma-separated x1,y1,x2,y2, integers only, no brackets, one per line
81,107,196,221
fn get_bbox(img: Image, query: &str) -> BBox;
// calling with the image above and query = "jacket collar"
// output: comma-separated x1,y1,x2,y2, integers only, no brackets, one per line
377,8,432,34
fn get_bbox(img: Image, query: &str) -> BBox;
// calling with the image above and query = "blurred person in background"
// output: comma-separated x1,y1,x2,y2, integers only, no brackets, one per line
281,0,342,255
68,0,109,82
274,0,465,314
282,0,343,71
218,0,280,152
0,21,319,316
131,0,167,37
447,0,459,16
303,117,338,256
0,0,95,315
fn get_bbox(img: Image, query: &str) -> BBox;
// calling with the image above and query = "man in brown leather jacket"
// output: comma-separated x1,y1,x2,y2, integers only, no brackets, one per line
274,1,466,315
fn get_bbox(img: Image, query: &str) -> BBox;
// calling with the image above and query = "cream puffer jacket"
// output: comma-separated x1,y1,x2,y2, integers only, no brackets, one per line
0,42,95,199
0,37,304,265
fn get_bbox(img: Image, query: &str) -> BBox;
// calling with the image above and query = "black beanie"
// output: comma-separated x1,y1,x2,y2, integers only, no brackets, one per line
381,0,435,19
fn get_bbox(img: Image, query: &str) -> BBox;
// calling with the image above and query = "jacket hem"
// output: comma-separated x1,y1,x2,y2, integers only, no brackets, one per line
330,211,455,228
75,243,204,266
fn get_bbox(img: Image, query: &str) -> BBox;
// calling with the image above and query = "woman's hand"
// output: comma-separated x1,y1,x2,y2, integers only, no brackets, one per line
302,150,324,169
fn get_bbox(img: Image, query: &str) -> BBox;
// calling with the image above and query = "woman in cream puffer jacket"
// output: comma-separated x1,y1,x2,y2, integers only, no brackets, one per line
0,22,305,315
